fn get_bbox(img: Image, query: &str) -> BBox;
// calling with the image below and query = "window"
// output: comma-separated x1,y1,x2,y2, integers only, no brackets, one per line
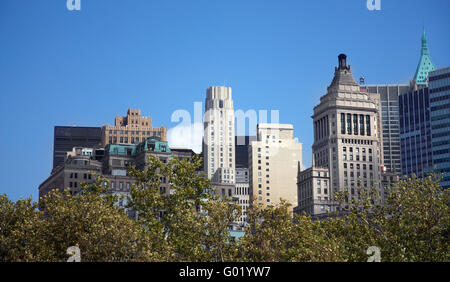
341,113,345,134
366,115,371,136
347,113,352,134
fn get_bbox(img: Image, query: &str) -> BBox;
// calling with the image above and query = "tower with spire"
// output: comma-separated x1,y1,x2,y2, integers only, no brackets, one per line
413,27,435,86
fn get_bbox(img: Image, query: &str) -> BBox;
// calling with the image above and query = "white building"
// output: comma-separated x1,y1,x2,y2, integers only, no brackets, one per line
203,86,236,185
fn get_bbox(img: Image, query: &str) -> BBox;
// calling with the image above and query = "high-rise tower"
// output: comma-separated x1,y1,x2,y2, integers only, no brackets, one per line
203,86,236,185
399,28,436,178
297,54,382,216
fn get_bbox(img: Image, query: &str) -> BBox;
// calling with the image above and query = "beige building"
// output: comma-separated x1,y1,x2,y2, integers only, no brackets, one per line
296,54,382,217
102,109,167,146
249,123,302,211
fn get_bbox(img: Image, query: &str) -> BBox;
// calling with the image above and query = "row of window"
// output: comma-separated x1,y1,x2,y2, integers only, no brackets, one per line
344,171,374,178
257,196,270,203
341,138,374,145
343,154,373,162
344,163,374,170
104,181,132,192
69,173,92,180
430,91,450,101
430,103,450,112
429,72,450,82
109,130,161,136
340,113,372,136
110,136,147,144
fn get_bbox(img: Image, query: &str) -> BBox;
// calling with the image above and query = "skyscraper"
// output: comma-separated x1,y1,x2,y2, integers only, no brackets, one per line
360,84,409,175
203,86,236,185
399,28,436,178
296,54,382,216
399,87,433,178
429,67,450,188
249,123,302,211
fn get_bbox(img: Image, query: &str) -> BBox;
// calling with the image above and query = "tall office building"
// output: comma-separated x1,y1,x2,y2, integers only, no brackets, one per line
203,86,236,185
360,85,409,174
399,87,433,178
53,126,102,169
102,109,167,146
429,67,450,188
296,54,382,216
398,28,436,178
249,123,302,211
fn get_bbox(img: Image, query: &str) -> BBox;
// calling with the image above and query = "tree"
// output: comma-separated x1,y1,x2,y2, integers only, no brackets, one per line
330,174,450,262
2,177,157,262
127,155,240,262
0,195,38,261
240,200,346,262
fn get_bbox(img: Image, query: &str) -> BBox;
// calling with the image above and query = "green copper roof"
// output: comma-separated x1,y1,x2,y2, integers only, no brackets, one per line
414,28,435,85
136,137,171,154
107,137,170,156
108,143,137,156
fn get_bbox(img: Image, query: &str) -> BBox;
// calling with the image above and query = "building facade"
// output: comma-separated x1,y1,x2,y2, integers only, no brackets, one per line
235,136,256,169
235,167,250,226
295,167,334,216
249,123,302,211
53,126,102,170
101,109,167,146
360,85,409,175
39,137,172,200
203,86,236,185
399,87,433,178
397,28,437,179
429,67,450,188
298,54,382,217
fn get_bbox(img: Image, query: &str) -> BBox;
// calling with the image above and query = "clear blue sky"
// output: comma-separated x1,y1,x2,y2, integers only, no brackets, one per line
0,0,449,201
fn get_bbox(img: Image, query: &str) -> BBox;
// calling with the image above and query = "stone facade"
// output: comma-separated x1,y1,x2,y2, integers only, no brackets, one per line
298,54,382,217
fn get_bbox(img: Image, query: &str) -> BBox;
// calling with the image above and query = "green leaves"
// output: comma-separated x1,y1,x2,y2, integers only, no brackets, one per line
1,159,448,262
127,155,240,262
